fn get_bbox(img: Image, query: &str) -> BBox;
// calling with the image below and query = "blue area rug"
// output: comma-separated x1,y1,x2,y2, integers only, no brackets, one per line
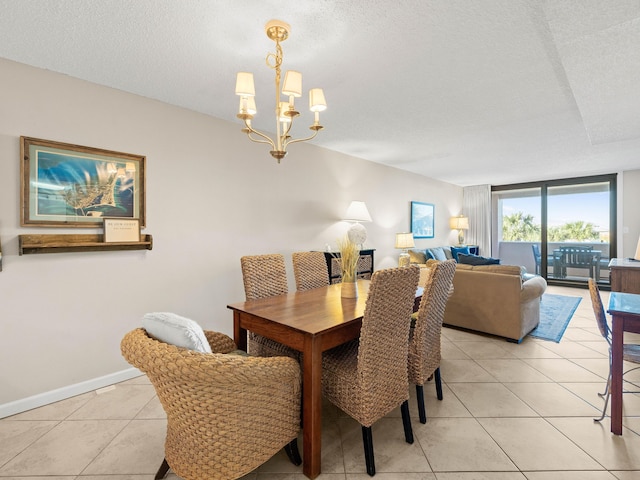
529,293,582,342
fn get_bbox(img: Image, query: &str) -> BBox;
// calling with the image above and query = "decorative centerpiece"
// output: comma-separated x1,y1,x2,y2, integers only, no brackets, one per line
335,236,360,298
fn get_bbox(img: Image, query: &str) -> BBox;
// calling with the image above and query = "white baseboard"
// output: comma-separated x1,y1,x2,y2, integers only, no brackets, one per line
0,368,143,419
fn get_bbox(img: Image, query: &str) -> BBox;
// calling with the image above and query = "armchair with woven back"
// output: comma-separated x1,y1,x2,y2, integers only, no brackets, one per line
121,313,302,480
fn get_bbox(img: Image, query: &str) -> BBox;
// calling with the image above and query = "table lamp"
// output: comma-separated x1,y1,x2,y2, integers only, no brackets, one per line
449,215,469,245
344,201,372,247
395,233,415,267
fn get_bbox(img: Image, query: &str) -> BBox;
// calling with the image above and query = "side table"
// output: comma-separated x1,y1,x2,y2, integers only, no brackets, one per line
323,249,375,284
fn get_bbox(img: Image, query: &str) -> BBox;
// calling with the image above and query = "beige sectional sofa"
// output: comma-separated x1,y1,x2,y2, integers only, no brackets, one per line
411,249,547,342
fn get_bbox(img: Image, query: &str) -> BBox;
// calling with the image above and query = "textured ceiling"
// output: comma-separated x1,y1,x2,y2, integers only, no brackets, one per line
0,0,638,186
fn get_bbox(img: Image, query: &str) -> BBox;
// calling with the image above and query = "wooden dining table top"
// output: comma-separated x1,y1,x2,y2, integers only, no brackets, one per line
227,280,424,337
227,280,374,335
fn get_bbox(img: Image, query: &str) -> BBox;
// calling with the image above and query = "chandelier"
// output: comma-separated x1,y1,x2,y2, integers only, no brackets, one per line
235,20,327,163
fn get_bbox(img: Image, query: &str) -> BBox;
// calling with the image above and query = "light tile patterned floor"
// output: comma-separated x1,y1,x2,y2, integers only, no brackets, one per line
2,285,640,479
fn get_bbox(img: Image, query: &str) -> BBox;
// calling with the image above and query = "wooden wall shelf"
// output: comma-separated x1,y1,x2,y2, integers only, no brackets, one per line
19,234,153,255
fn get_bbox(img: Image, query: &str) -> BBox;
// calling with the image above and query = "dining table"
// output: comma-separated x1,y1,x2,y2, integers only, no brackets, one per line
552,247,602,279
607,291,640,435
227,279,423,479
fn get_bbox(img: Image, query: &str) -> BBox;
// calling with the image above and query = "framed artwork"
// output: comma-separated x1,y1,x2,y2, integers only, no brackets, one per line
21,136,145,227
411,201,434,238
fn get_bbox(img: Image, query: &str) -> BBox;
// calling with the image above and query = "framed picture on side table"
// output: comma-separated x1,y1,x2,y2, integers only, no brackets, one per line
21,136,146,227
411,201,434,238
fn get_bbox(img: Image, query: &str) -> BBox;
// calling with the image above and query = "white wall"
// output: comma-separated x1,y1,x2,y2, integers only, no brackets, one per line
622,170,640,258
0,58,462,414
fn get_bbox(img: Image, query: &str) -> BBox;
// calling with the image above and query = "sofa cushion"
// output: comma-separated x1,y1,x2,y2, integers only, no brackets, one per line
458,253,500,265
408,248,427,264
142,312,212,353
426,247,448,261
418,265,434,287
450,245,470,262
455,263,474,271
472,264,522,276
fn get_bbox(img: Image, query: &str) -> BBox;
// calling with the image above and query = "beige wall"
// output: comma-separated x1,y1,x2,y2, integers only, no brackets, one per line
622,170,640,258
0,59,462,414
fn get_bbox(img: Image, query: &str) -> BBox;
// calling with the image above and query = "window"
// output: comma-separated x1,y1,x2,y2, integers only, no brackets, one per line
492,174,616,287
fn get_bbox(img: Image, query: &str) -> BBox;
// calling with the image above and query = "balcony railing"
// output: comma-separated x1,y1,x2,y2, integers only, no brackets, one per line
497,241,610,283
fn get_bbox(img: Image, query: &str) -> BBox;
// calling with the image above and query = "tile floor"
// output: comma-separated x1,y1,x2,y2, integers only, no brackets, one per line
2,285,640,479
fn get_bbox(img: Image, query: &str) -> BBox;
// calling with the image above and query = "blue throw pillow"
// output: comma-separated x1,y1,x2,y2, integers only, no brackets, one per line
450,246,470,262
457,253,501,265
426,247,448,261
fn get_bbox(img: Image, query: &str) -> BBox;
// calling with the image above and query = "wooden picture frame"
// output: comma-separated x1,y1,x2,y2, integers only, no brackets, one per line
21,136,146,227
104,218,141,243
411,201,435,238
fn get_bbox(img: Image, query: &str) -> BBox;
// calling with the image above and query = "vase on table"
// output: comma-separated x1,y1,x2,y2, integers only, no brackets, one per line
335,235,360,298
341,280,358,298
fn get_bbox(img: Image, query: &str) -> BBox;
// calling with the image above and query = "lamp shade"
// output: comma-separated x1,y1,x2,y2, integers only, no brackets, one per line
635,235,640,260
449,215,469,230
309,88,327,112
238,96,257,115
235,72,255,96
246,96,257,115
282,70,302,97
395,233,415,249
344,201,372,222
278,102,291,122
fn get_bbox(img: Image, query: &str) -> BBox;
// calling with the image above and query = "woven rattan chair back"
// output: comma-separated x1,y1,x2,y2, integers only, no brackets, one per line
321,265,420,476
588,278,610,342
357,266,420,417
241,254,288,300
120,328,302,480
292,251,330,291
408,260,456,423
240,254,300,360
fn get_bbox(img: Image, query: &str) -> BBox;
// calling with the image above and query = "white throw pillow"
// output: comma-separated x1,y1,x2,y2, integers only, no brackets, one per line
142,312,212,353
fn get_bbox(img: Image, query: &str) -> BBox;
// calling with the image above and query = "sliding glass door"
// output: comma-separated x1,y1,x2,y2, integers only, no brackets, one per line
492,174,616,287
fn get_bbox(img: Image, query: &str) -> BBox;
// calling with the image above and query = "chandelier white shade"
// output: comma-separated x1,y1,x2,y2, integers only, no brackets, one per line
235,19,326,163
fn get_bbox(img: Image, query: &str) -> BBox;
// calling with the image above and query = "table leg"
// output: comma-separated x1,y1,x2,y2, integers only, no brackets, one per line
610,314,624,435
233,311,247,352
302,335,322,479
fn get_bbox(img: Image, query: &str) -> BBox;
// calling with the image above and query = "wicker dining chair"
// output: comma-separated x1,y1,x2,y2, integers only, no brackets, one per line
292,251,330,291
322,265,420,476
240,254,300,360
121,328,302,480
408,259,456,423
588,278,640,422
